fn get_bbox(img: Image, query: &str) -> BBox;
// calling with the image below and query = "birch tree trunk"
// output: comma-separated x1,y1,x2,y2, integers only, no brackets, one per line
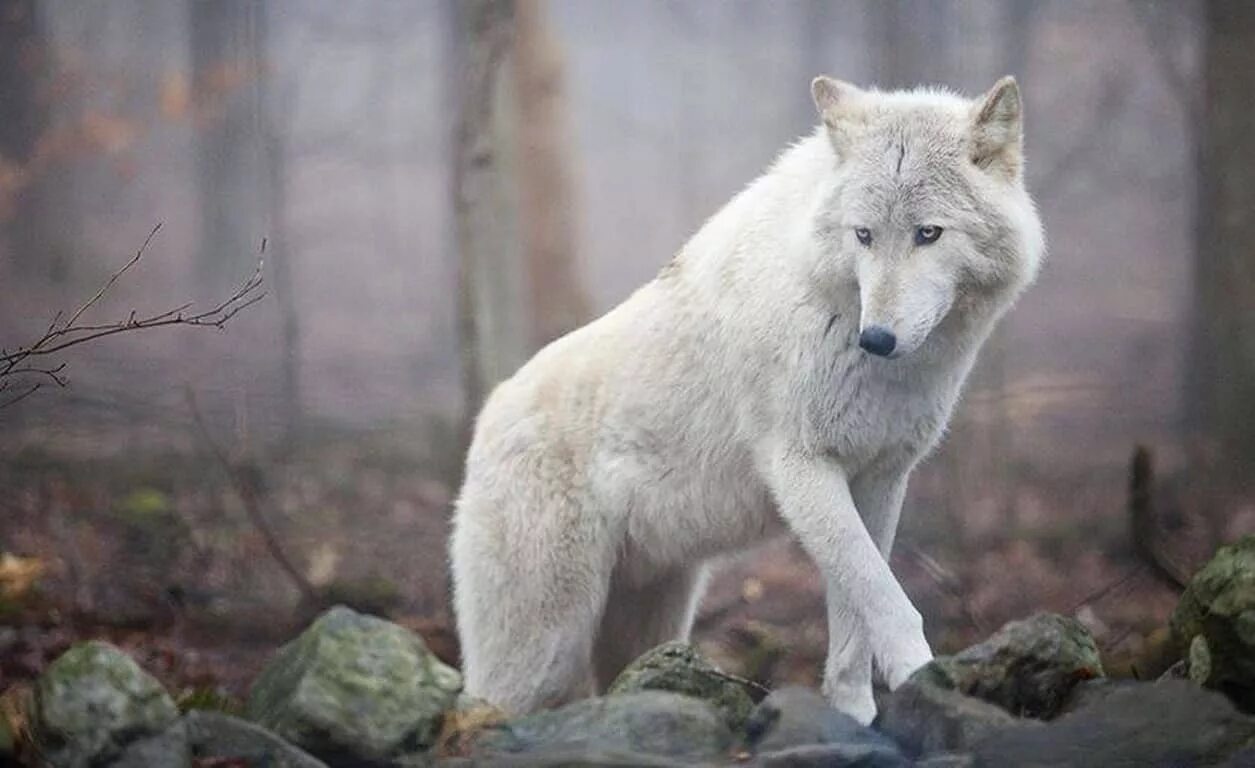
514,0,588,349
452,0,527,429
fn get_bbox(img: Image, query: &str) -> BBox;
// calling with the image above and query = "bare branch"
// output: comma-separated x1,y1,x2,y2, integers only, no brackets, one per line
0,226,266,408
185,387,318,604
63,223,162,332
0,383,41,409
3,364,68,388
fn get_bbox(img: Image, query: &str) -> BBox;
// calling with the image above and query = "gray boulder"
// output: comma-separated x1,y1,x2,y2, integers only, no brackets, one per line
1055,678,1140,717
33,641,183,768
973,679,1255,767
246,605,461,765
912,612,1104,719
111,720,191,768
608,642,756,730
744,687,905,766
186,710,329,768
876,679,1026,758
1171,535,1255,710
469,691,734,761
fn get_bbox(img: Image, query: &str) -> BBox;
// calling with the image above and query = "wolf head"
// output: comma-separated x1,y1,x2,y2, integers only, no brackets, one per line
810,76,1045,359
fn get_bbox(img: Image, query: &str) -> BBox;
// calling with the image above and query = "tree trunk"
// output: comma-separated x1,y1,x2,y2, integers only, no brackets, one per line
190,0,298,442
452,0,528,432
254,8,301,447
1193,0,1255,487
0,0,74,281
190,0,267,296
513,0,588,350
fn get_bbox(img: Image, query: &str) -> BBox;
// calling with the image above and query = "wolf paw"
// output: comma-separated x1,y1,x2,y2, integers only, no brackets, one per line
876,633,934,690
823,677,878,726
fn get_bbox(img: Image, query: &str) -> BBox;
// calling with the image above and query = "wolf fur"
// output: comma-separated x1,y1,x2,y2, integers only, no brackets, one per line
450,76,1045,724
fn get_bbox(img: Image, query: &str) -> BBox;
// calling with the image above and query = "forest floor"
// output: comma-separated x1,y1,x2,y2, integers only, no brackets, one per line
0,426,1223,709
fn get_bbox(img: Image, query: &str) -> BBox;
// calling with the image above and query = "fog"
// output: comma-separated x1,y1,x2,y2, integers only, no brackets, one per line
2,0,1250,697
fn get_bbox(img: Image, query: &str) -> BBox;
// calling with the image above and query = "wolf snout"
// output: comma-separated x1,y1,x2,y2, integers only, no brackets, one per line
858,326,897,357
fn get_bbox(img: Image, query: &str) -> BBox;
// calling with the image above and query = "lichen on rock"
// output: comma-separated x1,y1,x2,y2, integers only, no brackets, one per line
469,690,734,760
34,641,182,768
608,641,755,730
910,612,1104,719
1171,535,1255,709
246,605,461,764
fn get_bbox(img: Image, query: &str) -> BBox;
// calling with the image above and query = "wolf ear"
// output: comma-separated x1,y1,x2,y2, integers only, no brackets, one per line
811,76,865,157
970,76,1022,180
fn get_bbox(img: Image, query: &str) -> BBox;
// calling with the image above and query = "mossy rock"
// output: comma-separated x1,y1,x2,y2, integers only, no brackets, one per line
469,691,733,761
877,678,1025,758
1171,535,1255,709
246,605,461,765
34,641,181,768
911,612,1104,719
608,642,755,730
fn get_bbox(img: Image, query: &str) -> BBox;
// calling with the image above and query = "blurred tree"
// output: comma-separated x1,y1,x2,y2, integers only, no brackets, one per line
452,0,524,427
797,0,837,129
190,0,300,440
514,0,589,349
1193,0,1255,487
0,0,73,282
190,0,267,295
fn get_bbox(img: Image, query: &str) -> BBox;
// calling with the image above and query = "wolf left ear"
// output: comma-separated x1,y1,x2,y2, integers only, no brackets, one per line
812,75,866,157
970,76,1022,180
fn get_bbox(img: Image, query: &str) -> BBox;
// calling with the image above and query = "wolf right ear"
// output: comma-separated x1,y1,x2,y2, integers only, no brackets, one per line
811,76,865,156
970,76,1023,180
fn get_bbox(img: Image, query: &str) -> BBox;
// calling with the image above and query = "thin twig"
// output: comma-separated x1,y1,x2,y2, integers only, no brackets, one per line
63,223,162,331
902,544,988,634
184,387,318,603
0,226,266,408
1068,565,1143,613
0,383,40,409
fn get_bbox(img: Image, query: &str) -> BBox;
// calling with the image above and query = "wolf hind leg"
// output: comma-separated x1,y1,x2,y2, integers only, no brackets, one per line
452,495,614,714
593,565,708,690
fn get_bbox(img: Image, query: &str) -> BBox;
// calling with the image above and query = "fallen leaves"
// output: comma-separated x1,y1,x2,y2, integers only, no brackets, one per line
0,553,46,603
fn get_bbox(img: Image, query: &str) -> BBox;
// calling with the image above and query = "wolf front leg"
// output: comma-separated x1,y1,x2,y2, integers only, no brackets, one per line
766,447,932,724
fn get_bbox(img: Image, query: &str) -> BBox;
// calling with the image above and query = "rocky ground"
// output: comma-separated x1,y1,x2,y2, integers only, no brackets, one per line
5,536,1255,767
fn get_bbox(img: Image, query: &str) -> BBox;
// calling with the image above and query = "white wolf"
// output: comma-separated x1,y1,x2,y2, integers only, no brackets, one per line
450,75,1044,724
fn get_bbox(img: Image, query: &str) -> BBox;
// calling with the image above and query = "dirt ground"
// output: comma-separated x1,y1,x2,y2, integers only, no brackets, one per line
0,427,1217,708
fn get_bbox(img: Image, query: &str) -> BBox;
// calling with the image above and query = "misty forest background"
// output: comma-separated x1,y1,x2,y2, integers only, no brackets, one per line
2,0,1254,702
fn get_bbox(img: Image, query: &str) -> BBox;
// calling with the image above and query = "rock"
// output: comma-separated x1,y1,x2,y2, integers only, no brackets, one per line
110,720,190,768
185,710,329,768
749,742,908,767
912,612,1103,719
1221,746,1255,767
246,605,461,765
1159,658,1189,681
1172,537,1255,709
744,686,904,767
914,755,975,768
470,691,734,761
608,642,756,730
876,679,1025,758
973,679,1255,767
443,749,698,767
33,641,180,768
1055,678,1140,717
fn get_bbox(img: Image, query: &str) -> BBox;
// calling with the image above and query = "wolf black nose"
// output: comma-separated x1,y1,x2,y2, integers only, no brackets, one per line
859,326,897,357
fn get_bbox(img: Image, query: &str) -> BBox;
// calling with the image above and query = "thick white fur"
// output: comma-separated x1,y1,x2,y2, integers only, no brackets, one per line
450,77,1045,724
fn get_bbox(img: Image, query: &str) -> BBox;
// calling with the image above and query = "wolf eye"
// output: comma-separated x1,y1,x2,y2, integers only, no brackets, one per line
915,225,943,245
854,227,873,246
